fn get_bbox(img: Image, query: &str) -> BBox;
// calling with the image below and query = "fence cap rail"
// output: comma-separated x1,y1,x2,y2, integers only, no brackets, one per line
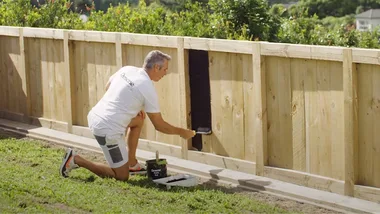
261,42,345,62
0,26,20,37
352,47,380,65
183,37,253,54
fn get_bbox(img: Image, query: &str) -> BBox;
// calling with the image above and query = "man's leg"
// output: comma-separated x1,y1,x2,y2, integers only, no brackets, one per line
126,114,144,167
61,145,130,181
73,153,127,180
60,115,144,181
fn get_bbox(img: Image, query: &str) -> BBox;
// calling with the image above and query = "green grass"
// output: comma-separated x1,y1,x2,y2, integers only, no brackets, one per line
0,134,291,214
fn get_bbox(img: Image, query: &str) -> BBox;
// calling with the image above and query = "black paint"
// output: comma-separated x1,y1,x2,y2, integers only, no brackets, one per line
188,50,212,151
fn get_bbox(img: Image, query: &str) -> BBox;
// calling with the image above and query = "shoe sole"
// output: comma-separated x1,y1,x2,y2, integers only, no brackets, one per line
59,148,73,178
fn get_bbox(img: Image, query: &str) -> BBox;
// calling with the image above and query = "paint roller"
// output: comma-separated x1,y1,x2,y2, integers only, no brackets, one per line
193,127,212,135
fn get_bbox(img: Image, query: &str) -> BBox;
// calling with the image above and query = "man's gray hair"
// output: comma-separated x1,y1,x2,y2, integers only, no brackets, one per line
143,50,172,70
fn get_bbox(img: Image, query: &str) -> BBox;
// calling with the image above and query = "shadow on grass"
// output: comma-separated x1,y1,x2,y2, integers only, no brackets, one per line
125,173,262,195
68,174,200,192
70,175,97,183
0,129,27,140
126,177,211,193
70,173,249,194
69,168,271,196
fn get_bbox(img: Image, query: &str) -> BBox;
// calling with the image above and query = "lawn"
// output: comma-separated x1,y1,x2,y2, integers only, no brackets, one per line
0,132,293,214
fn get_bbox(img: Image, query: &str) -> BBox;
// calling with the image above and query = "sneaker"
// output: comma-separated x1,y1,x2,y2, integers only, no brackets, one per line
60,148,79,178
129,162,147,175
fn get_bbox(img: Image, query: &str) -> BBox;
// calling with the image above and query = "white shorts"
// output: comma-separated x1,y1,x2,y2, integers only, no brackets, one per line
88,111,129,168
93,133,129,168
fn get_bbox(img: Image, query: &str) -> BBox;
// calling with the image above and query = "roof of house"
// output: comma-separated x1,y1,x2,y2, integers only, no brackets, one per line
356,9,380,19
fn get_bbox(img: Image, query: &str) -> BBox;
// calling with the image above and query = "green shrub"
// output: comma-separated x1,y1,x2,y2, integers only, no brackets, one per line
357,26,380,49
208,0,273,41
0,0,33,26
0,0,85,29
0,0,379,49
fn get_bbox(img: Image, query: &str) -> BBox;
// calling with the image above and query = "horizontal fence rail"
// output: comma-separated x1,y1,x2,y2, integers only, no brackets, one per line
1,26,380,204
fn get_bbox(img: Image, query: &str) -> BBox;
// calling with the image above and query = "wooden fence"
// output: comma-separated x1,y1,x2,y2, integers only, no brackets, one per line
1,26,380,203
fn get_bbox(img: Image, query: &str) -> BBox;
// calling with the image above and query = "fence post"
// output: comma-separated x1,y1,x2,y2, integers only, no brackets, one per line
343,48,358,196
177,37,191,159
253,42,268,176
115,33,122,68
18,27,30,121
63,30,73,133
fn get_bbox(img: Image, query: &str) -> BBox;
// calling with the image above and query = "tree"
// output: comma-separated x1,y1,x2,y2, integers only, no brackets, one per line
208,0,274,41
290,0,380,18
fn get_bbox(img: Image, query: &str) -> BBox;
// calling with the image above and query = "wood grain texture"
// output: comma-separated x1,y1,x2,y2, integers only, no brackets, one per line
343,48,357,196
357,63,380,189
70,41,117,126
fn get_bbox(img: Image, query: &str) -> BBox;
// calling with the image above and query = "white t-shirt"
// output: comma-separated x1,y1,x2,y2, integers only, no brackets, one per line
87,66,160,136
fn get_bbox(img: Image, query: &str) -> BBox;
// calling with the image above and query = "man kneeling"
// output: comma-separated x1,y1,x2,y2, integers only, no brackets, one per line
59,50,195,181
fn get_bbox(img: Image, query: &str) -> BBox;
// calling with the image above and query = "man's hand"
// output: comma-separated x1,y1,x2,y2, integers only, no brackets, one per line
147,112,195,140
180,129,196,140
138,110,146,119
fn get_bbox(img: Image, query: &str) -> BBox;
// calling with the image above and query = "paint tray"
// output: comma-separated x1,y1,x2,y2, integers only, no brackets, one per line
152,173,198,189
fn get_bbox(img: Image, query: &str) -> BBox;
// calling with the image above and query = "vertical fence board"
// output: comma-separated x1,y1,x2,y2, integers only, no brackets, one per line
264,57,344,180
207,52,222,155
8,37,23,114
76,42,86,125
25,38,43,118
266,56,293,169
47,39,56,120
372,65,380,188
25,38,63,122
0,38,4,110
87,44,97,112
278,57,292,169
115,33,122,68
343,48,357,196
63,31,72,132
253,43,267,176
291,59,307,172
305,60,319,175
243,54,255,161
69,41,78,126
358,64,374,187
72,41,89,126
19,28,29,117
358,64,380,189
266,56,279,168
70,41,117,126
208,51,246,159
0,37,9,111
40,39,51,119
330,61,344,181
177,38,191,159
315,60,332,177
221,53,244,159
51,39,66,122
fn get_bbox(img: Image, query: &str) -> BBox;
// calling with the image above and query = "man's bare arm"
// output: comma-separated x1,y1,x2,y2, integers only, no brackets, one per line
147,112,182,134
147,112,194,139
